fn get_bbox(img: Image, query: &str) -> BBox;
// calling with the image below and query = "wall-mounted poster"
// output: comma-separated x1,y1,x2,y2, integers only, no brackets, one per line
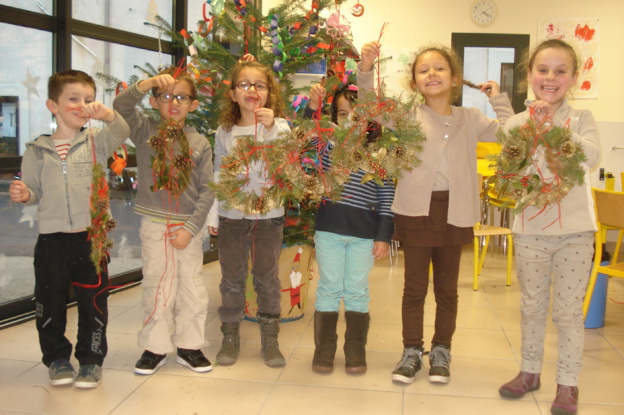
537,18,599,99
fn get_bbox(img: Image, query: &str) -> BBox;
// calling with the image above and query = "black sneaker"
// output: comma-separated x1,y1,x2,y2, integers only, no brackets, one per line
134,350,167,375
391,346,423,384
176,348,213,373
428,343,451,384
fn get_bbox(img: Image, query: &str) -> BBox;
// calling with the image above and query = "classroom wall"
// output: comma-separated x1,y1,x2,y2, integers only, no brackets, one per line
264,0,624,189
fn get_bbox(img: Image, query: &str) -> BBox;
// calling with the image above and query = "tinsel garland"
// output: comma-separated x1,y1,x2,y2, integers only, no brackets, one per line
148,118,194,198
490,116,587,213
88,163,116,272
210,92,426,215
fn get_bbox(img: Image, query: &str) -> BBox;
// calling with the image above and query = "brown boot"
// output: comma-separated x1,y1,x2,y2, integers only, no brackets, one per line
343,311,370,374
312,311,339,373
499,371,541,399
551,384,579,415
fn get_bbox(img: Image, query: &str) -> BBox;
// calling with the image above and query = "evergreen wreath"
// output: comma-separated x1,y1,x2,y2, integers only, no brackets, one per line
330,91,426,186
148,118,194,198
209,121,350,215
490,116,587,213
209,91,426,215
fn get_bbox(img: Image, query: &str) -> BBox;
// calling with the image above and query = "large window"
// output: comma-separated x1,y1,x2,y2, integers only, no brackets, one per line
2,0,53,14
72,0,173,39
0,23,53,156
0,0,217,326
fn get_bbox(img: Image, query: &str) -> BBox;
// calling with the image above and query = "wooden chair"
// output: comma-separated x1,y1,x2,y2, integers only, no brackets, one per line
582,188,624,317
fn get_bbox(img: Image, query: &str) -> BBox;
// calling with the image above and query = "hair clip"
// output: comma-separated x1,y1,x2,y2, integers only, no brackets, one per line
341,70,355,85
347,85,358,91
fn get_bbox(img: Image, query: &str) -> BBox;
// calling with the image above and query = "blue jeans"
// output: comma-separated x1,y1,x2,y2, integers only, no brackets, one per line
217,216,284,323
313,231,374,313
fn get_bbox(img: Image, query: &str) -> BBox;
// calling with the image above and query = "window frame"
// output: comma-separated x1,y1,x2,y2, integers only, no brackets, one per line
0,0,223,328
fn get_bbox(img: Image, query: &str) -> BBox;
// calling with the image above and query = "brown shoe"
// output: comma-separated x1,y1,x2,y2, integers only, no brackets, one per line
551,384,578,415
499,371,541,399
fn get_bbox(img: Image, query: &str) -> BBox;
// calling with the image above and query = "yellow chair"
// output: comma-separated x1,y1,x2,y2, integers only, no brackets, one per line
582,188,624,317
473,173,514,291
473,222,513,291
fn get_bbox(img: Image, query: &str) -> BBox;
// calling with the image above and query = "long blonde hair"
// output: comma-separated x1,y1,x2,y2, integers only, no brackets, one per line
219,61,285,130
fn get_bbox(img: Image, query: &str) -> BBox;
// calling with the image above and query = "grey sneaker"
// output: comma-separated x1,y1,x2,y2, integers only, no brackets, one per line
49,358,75,386
391,346,423,384
74,364,102,389
428,343,451,384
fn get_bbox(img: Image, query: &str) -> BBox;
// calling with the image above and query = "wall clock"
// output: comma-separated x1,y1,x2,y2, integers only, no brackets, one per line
470,0,497,26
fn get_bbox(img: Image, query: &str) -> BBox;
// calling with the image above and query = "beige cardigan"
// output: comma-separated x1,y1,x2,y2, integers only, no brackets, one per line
358,68,514,227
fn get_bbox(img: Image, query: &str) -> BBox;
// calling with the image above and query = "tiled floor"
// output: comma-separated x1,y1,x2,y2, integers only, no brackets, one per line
1,246,623,415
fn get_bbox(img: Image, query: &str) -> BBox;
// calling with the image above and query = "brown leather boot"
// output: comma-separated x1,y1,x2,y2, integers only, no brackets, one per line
312,311,339,373
343,311,370,374
499,371,541,399
550,384,579,415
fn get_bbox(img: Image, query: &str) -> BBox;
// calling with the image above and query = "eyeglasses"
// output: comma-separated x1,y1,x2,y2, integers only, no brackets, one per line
235,81,269,91
155,93,193,105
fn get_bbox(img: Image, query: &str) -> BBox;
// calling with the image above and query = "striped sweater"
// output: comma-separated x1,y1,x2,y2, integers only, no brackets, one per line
311,128,395,243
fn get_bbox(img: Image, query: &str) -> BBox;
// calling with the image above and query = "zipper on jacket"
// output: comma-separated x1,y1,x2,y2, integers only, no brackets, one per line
61,159,73,227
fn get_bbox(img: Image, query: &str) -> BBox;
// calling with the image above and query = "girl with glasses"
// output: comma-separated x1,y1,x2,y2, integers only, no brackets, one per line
208,60,291,368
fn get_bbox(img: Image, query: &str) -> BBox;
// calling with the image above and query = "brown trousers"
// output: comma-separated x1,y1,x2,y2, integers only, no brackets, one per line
393,192,472,348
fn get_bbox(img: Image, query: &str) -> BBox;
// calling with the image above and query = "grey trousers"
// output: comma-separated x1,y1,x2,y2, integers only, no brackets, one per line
217,216,284,323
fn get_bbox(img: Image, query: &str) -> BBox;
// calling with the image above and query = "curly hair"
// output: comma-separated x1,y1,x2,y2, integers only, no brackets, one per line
409,45,463,102
219,61,285,130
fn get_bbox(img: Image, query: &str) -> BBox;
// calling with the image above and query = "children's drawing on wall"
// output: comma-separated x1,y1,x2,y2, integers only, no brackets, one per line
376,48,413,99
538,18,599,99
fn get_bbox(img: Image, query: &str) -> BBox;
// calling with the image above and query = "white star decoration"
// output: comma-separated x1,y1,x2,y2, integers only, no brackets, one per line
21,69,40,97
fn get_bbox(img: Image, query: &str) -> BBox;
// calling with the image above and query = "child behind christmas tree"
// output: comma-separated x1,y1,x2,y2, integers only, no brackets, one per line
113,66,215,375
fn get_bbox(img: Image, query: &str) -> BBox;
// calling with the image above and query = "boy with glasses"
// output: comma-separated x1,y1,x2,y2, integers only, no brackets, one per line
113,67,215,375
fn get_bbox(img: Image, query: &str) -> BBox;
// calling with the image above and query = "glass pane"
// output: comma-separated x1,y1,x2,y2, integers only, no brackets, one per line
1,0,54,14
187,0,207,30
72,36,172,107
72,0,173,39
0,23,53,156
463,47,515,119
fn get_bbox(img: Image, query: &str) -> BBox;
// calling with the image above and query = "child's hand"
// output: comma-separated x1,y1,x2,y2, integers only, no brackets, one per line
138,74,176,93
208,226,219,236
169,227,193,250
479,81,501,98
308,84,326,111
9,180,30,203
372,241,389,260
360,41,381,72
529,100,554,123
254,107,275,129
78,102,116,122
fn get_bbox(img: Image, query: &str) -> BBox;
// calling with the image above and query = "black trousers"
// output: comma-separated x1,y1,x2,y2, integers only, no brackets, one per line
34,232,109,367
